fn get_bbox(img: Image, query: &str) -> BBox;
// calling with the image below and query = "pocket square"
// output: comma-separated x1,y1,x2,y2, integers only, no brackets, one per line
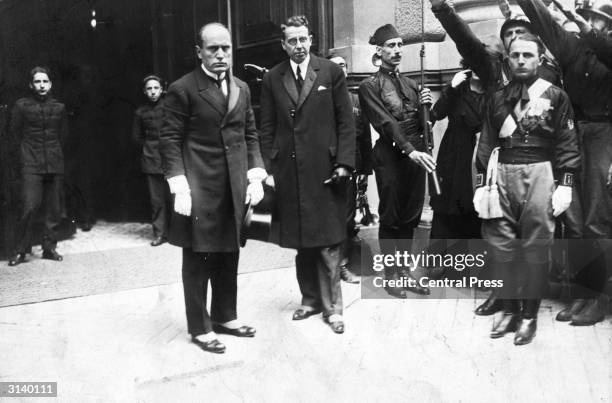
317,85,328,91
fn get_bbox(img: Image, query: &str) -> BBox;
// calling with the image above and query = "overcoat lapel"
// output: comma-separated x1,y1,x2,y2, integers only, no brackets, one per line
282,63,299,106
223,74,240,124
194,67,226,117
296,56,319,110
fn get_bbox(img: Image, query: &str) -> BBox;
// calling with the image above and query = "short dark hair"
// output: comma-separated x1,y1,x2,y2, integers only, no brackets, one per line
281,15,309,36
508,33,545,55
196,22,230,47
29,66,52,82
142,74,163,87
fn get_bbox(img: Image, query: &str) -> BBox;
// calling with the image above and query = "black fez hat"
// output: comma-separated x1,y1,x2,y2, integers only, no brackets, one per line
369,24,401,46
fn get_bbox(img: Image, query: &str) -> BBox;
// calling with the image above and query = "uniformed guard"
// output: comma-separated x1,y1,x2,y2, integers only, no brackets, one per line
428,0,581,319
358,24,433,298
517,0,610,327
475,34,580,345
8,66,68,266
132,74,171,247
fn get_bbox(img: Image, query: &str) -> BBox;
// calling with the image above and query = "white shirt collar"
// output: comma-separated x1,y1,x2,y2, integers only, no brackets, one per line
201,64,226,81
289,54,310,80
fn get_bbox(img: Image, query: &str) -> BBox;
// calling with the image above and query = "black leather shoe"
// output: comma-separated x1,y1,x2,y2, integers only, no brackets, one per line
570,299,605,326
42,249,63,261
490,312,520,338
212,324,256,337
191,337,226,354
292,308,322,320
8,253,26,266
399,272,429,296
556,299,587,322
150,236,167,247
340,265,360,284
514,318,537,345
80,222,93,232
475,294,502,316
325,318,345,334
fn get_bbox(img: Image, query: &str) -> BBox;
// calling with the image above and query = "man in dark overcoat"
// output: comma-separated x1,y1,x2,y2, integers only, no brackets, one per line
259,15,355,334
160,23,267,354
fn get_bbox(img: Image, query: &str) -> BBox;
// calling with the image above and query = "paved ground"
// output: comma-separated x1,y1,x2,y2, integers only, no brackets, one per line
0,222,611,402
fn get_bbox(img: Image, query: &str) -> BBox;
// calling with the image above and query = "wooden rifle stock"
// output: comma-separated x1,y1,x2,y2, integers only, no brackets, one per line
421,102,442,196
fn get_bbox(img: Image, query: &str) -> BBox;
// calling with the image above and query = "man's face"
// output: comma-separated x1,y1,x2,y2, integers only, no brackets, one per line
329,56,347,77
587,14,610,34
502,24,530,50
281,25,311,64
30,72,51,96
197,25,232,74
144,79,162,102
377,37,403,69
508,39,542,81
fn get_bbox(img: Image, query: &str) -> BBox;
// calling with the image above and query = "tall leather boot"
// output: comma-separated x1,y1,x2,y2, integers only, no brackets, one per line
514,261,547,346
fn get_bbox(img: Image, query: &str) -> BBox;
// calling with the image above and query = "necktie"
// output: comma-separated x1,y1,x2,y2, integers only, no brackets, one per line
216,75,227,97
296,66,304,93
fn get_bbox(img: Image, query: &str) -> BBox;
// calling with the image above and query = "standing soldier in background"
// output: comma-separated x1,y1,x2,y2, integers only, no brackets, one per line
475,34,580,345
132,74,171,247
328,54,373,284
8,67,67,266
358,24,432,298
160,23,267,353
517,0,610,326
259,15,355,334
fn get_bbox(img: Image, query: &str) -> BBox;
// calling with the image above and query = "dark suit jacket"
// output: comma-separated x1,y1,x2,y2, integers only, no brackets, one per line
259,54,355,248
160,67,264,252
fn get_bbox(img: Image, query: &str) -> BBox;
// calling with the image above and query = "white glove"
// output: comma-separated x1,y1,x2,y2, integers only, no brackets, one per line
473,187,486,216
167,175,190,194
452,70,471,88
174,192,192,216
167,175,192,216
246,181,264,206
265,175,275,188
552,185,572,217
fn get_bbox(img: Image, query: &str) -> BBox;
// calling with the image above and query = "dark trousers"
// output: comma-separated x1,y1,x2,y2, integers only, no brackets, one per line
574,121,612,295
182,248,239,336
146,174,171,238
430,212,481,240
373,141,425,227
296,245,343,317
14,173,63,253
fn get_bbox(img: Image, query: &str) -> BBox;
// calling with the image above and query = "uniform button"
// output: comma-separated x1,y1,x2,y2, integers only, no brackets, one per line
290,151,296,158
225,146,229,150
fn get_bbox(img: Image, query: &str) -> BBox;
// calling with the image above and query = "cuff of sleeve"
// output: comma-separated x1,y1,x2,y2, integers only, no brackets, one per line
247,167,268,183
475,173,484,188
167,175,190,194
557,172,574,187
399,141,415,155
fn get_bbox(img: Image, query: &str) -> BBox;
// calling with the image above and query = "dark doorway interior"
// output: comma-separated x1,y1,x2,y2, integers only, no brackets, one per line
0,0,223,255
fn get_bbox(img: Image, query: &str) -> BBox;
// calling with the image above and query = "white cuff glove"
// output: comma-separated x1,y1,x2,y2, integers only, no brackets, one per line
247,167,268,183
473,187,486,216
552,185,572,217
167,175,192,216
167,175,190,194
246,181,264,206
265,175,275,188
